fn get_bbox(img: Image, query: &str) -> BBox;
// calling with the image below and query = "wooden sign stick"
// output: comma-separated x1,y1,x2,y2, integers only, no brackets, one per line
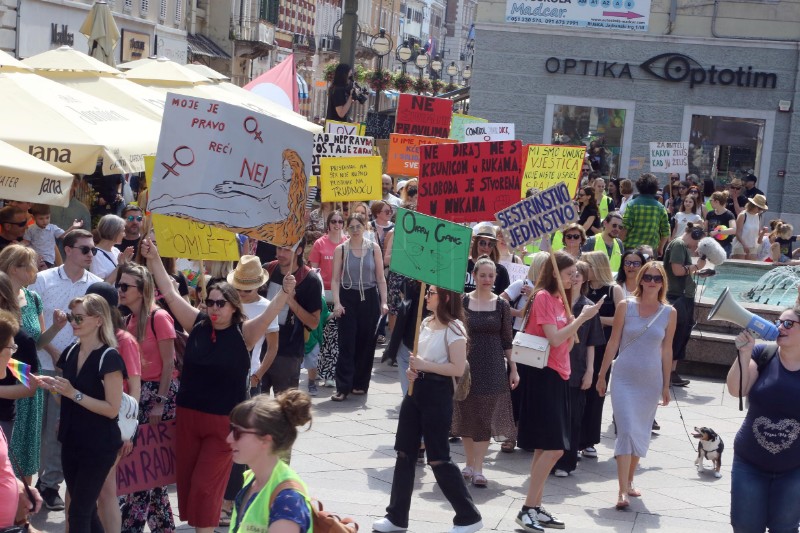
406,282,427,397
198,259,207,303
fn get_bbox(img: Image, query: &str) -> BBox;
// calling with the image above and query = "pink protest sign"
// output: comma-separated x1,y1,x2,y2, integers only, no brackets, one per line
116,420,177,496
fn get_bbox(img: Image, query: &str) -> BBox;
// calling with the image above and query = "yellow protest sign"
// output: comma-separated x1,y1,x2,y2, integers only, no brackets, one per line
152,214,240,261
520,144,585,198
320,155,383,202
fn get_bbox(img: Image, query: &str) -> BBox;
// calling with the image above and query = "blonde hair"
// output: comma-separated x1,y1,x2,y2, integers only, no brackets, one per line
69,294,118,348
0,244,38,276
581,251,615,286
230,389,312,454
116,264,156,343
575,261,590,296
527,251,550,283
632,262,669,304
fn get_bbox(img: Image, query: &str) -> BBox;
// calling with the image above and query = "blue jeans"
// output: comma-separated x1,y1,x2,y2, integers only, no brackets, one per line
731,454,800,533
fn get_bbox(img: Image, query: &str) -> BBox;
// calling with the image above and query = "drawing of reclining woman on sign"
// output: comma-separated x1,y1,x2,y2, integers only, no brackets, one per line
148,149,307,246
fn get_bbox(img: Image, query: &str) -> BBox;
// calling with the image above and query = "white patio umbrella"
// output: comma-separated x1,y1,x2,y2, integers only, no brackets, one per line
79,1,121,67
0,140,74,207
125,57,211,85
23,45,122,75
0,50,33,73
117,56,161,71
184,63,230,81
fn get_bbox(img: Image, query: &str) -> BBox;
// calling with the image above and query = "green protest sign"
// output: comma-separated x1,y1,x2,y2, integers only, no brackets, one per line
390,208,472,293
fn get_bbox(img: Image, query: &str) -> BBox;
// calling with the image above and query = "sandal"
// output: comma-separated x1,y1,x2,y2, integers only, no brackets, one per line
500,439,516,453
331,392,347,402
219,509,232,527
472,473,488,487
616,493,630,510
627,486,642,497
461,466,474,481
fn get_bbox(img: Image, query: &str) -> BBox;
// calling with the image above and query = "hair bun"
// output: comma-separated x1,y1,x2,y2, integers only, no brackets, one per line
277,389,312,428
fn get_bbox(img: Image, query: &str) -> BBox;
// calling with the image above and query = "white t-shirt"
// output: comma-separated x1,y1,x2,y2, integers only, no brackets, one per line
242,297,279,375
90,246,121,280
503,279,531,331
24,224,64,264
673,212,703,237
417,318,466,365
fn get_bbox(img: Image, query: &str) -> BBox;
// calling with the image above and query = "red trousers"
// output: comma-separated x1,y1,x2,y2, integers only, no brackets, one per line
175,406,232,527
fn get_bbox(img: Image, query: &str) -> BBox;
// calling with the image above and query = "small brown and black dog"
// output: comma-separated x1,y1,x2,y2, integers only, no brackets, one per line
693,426,724,478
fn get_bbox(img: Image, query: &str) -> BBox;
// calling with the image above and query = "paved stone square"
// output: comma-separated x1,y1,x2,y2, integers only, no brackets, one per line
32,352,742,532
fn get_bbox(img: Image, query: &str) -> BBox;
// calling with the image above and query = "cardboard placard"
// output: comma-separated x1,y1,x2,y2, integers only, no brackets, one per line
494,182,579,248
394,94,453,138
320,156,383,202
390,208,472,293
386,134,458,176
152,214,240,260
116,421,177,496
325,120,365,136
500,260,530,284
148,94,312,247
449,113,487,142
649,142,689,174
520,144,585,198
364,112,395,139
462,123,515,143
417,140,523,223
312,133,374,177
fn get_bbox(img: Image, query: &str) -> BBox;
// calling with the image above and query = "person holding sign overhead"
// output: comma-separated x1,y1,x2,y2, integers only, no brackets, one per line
331,213,388,401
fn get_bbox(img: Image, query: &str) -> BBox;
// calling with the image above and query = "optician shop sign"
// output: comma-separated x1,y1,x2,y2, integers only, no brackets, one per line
544,53,778,89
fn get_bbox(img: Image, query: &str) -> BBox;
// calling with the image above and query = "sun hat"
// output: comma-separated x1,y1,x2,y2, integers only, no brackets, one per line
226,255,268,290
472,222,497,240
747,194,768,211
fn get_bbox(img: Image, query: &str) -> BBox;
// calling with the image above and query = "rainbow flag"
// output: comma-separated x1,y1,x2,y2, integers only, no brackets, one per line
7,359,31,388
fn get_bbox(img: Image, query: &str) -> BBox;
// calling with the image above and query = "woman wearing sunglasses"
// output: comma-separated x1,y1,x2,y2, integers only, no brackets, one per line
227,390,312,533
615,248,650,299
596,262,676,510
115,263,179,532
139,238,294,533
558,223,587,261
91,215,135,284
464,225,510,295
727,311,800,533
577,186,601,236
373,286,483,533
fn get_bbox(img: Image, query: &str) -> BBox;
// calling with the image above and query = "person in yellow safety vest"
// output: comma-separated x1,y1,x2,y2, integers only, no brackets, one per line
591,176,616,221
581,212,624,272
228,390,313,533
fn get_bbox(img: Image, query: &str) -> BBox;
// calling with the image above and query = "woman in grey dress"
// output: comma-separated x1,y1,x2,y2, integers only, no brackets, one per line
596,262,676,510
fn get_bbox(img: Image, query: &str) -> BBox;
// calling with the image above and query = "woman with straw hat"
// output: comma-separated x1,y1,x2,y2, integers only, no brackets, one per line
732,194,768,260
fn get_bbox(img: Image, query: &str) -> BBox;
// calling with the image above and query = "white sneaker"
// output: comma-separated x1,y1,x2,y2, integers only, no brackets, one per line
553,469,569,478
323,379,336,388
450,519,483,533
372,517,406,532
581,447,597,458
515,508,545,532
533,506,565,529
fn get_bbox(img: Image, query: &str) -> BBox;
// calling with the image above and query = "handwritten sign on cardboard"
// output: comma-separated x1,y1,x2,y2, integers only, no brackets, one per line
390,208,472,293
152,214,240,261
417,140,523,223
494,182,579,248
520,144,585,199
364,112,395,139
116,421,177,496
449,113,487,142
386,134,457,176
325,120,365,136
320,155,383,202
500,260,530,284
649,142,688,174
462,123,515,143
312,133,374,177
394,94,453,138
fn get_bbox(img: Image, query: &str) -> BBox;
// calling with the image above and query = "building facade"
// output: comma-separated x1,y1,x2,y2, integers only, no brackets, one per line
471,0,800,221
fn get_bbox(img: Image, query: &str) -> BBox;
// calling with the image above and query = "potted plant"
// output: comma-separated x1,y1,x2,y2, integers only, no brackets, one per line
393,72,413,93
413,76,431,94
368,69,393,92
431,78,444,95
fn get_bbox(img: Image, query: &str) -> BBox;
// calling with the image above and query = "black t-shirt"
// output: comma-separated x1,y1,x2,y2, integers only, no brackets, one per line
326,86,351,121
262,267,323,359
579,205,601,234
463,259,510,295
56,343,126,452
744,186,764,199
726,195,747,213
0,235,22,253
0,331,39,422
706,209,736,245
115,237,140,256
569,296,605,387
777,236,797,258
177,313,249,415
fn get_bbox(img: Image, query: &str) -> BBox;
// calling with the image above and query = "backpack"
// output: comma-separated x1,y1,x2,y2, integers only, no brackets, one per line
269,480,359,532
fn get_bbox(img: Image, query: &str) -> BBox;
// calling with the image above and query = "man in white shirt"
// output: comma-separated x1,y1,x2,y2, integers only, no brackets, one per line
30,229,102,510
381,174,402,210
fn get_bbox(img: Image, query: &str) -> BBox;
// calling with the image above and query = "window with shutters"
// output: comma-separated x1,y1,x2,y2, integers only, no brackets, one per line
260,0,280,24
159,0,167,21
140,0,149,15
175,0,183,24
124,0,133,12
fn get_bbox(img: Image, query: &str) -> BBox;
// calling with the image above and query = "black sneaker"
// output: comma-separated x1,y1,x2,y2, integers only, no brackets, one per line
40,487,65,511
671,371,690,387
652,419,661,431
534,506,565,529
515,508,545,532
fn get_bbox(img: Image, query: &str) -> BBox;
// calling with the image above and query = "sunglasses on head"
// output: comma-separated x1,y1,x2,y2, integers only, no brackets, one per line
564,234,582,240
66,313,85,325
115,282,138,293
775,319,799,330
72,245,98,256
642,274,663,283
126,215,143,222
229,423,262,441
205,299,228,309
624,260,642,268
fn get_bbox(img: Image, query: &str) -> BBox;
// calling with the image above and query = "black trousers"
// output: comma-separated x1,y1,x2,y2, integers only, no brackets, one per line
386,376,481,528
668,295,695,361
556,386,587,473
62,444,118,533
336,287,379,394
580,343,609,450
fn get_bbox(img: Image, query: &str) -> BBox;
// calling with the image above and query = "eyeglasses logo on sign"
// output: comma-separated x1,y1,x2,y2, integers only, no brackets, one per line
639,53,777,89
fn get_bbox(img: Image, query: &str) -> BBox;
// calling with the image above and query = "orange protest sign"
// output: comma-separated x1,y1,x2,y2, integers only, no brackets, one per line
386,133,457,176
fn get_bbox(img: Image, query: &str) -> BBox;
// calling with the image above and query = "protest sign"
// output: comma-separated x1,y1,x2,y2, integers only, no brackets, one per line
148,94,312,247
365,112,395,139
320,155,383,202
649,142,688,174
312,133,374,176
417,140,523,223
117,421,177,496
494,182,579,248
386,134,457,176
449,113,487,142
520,144,585,198
152,214,239,261
390,208,472,293
501,260,530,284
395,94,453,138
462,123,515,143
325,120,365,136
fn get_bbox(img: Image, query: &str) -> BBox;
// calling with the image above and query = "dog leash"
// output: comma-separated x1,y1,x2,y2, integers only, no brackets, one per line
668,383,703,452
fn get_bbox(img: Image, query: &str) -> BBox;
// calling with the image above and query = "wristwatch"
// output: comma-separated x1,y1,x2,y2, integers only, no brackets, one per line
154,395,166,404
74,391,84,403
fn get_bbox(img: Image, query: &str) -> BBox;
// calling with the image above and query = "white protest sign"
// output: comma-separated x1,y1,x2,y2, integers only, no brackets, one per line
500,260,530,284
462,123,515,142
494,182,579,249
148,93,313,246
649,142,688,174
312,133,374,177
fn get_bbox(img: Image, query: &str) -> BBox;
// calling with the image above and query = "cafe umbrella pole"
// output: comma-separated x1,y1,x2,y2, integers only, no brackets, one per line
406,282,427,397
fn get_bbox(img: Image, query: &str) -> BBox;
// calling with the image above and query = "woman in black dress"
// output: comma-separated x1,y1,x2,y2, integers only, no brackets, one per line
577,186,601,236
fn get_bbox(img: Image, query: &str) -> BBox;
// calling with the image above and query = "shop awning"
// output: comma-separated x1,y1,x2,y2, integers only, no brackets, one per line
187,33,231,60
297,74,309,99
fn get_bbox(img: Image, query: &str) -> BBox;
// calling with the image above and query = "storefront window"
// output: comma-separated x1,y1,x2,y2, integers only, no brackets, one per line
551,104,627,178
688,115,765,186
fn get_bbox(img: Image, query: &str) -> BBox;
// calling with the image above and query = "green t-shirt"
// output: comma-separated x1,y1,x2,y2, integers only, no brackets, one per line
663,238,696,299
